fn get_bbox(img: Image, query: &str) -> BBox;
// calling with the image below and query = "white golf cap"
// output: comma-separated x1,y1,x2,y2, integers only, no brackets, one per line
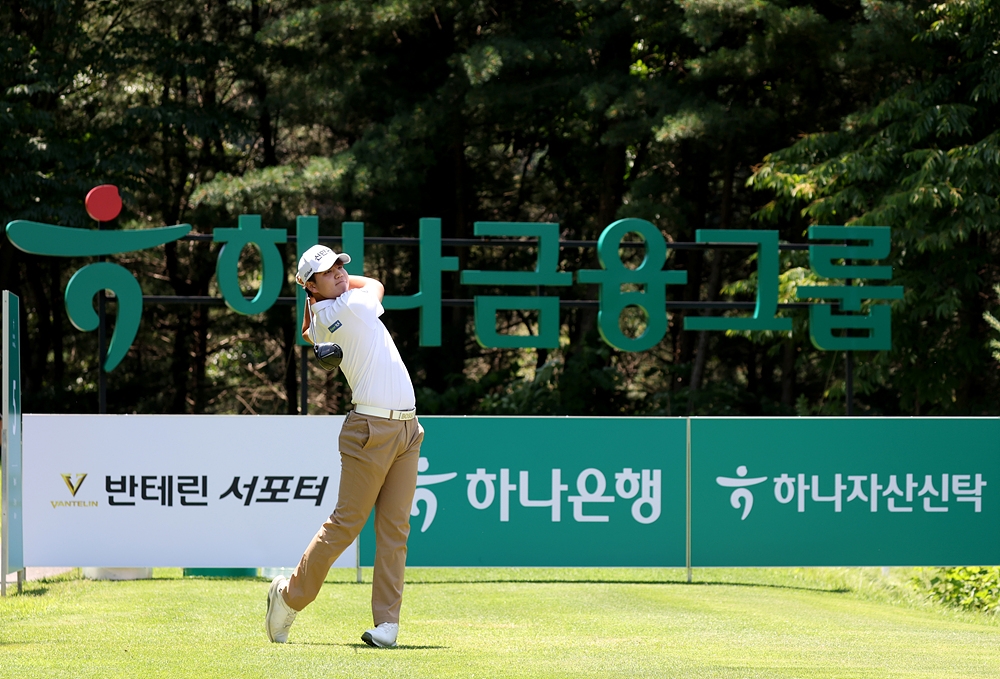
296,245,351,287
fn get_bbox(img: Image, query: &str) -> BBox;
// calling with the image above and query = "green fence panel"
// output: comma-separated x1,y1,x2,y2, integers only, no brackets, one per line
362,417,687,567
691,417,1000,566
2,291,24,575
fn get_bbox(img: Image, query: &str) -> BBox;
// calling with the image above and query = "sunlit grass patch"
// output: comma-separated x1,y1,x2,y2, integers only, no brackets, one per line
1,567,998,679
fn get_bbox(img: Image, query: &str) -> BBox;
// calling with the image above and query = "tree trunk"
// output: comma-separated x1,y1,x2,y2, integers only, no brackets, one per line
746,342,759,413
170,311,192,412
781,337,796,408
687,250,723,412
283,311,298,415
191,306,209,413
251,0,278,167
49,260,65,387
27,260,53,388
688,138,735,408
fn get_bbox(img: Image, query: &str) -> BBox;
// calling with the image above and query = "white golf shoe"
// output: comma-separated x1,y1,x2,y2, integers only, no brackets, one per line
361,622,398,648
264,575,297,643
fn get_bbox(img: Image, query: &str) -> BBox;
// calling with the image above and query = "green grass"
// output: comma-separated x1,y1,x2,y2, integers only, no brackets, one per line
1,567,999,678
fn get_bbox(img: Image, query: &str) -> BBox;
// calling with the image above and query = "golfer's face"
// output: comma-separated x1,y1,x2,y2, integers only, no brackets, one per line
312,263,349,300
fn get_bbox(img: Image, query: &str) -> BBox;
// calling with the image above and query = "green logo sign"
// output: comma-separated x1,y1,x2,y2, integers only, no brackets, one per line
691,418,1000,566
5,217,190,371
362,417,688,567
352,417,998,568
5,187,903,371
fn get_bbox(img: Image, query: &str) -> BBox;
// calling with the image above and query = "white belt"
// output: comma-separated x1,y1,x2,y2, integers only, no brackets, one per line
354,404,416,421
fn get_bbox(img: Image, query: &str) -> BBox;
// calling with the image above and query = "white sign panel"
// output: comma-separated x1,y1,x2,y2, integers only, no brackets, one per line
22,414,356,568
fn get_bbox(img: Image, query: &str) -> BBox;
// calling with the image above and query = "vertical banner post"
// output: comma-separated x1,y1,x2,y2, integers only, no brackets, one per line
299,345,308,415
844,262,854,416
295,216,319,415
845,351,854,416
98,289,106,414
2,291,25,595
97,221,107,414
686,417,692,584
356,537,362,584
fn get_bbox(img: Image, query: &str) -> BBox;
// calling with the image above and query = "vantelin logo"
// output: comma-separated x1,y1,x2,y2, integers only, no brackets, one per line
52,473,98,508
61,473,87,496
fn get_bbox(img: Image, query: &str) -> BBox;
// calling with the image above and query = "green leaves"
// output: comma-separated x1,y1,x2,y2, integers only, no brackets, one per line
915,567,1000,614
4,0,1000,416
191,156,355,219
749,0,1000,414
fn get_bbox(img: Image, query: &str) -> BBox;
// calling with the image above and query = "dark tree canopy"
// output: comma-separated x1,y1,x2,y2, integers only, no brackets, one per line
2,0,998,416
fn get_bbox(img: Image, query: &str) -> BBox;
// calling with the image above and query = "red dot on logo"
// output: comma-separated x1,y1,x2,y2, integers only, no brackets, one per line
85,185,122,222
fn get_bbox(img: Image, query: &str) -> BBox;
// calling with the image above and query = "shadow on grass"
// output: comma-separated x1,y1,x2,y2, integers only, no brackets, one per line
294,642,449,650
1,585,50,597
400,579,850,594
153,573,851,595
84,573,852,596
691,580,850,594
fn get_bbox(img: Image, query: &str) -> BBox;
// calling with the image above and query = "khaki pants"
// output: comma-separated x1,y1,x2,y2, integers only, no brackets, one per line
283,410,423,625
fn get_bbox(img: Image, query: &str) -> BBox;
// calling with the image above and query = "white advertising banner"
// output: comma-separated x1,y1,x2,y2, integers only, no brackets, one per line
22,414,356,568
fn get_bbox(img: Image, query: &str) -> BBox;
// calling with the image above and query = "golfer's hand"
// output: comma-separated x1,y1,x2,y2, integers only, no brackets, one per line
348,275,385,302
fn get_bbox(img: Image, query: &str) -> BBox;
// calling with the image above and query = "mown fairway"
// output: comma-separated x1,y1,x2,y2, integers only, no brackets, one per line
1,567,997,678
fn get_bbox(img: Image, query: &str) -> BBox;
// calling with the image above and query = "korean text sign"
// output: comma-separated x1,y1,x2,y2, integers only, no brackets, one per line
21,414,995,569
21,414,358,568
362,416,688,567
5,216,902,367
692,417,1000,566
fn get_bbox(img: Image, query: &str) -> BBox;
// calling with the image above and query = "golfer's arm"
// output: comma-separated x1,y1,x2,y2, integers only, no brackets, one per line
348,275,385,302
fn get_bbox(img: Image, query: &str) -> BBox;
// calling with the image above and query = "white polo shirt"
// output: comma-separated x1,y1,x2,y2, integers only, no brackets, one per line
309,288,416,411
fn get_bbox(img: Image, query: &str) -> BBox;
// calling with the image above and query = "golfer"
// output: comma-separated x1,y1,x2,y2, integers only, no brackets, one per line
265,244,423,648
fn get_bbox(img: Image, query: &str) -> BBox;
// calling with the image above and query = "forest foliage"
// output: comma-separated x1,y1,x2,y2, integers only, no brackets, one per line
2,0,999,416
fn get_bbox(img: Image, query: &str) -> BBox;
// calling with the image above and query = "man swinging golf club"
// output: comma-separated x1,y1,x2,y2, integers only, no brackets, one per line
265,244,423,648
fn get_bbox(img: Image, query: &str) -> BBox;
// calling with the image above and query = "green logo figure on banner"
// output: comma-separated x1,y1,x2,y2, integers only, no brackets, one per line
5,186,191,370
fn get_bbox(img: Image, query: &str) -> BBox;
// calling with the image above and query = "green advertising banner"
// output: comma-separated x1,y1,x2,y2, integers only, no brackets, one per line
362,417,688,567
691,417,1000,566
2,291,24,578
6,214,903,362
7,412,1000,569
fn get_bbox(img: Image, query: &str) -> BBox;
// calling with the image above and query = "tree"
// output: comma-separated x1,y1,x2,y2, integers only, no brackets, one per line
5,0,996,417
751,0,1000,414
